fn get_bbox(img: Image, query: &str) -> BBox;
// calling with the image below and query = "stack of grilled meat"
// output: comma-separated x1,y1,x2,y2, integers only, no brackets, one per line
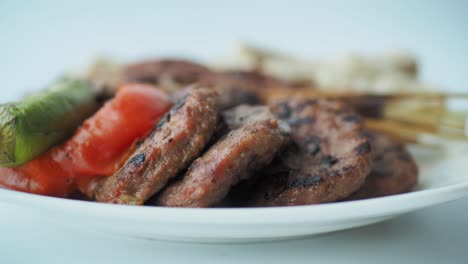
86,59,418,207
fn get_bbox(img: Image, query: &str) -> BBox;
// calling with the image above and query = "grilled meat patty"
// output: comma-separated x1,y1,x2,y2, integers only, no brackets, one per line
345,132,418,200
250,98,372,206
124,59,284,110
123,59,212,94
155,105,289,207
89,59,211,99
92,86,218,205
202,71,286,110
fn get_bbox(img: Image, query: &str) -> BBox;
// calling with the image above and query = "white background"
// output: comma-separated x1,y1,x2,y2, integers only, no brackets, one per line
1,1,467,263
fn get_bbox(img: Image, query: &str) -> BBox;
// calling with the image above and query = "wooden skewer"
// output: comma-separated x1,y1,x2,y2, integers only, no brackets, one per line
262,88,468,141
261,87,468,101
366,119,468,144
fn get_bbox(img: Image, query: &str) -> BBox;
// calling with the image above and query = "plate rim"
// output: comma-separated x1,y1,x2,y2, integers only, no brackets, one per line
1,178,468,225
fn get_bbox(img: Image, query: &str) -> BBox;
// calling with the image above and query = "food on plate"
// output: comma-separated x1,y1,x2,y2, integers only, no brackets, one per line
249,98,372,206
261,88,468,145
155,105,289,207
90,86,218,205
90,58,288,110
69,83,172,177
88,59,211,99
0,50,434,208
345,132,419,200
202,71,286,110
0,78,98,167
123,59,212,94
0,84,172,196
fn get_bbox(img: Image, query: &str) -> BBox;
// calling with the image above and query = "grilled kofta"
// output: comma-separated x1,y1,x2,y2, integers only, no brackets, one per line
250,98,372,206
203,70,286,110
125,60,284,109
91,86,218,205
345,132,418,200
123,59,212,94
88,59,211,99
155,105,290,207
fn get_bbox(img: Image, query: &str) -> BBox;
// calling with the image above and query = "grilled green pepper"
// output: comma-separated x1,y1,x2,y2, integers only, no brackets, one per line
0,78,98,167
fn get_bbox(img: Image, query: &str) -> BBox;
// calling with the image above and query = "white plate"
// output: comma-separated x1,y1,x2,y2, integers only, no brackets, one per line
1,146,468,243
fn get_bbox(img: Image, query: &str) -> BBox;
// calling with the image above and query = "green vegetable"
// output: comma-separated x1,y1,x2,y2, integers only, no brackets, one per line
0,78,98,167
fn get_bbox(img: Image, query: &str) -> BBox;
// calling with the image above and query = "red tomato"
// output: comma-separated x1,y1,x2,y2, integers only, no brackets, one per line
0,84,172,197
58,84,172,176
0,153,74,197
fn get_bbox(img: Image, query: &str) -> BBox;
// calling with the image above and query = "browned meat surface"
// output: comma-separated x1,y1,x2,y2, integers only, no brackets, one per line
250,98,372,206
155,106,289,207
87,59,211,99
92,86,218,205
123,59,211,94
202,70,286,110
216,71,285,90
345,132,418,200
343,95,387,118
125,60,285,110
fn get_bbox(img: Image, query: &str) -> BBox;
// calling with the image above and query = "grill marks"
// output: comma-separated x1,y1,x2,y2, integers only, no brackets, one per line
87,59,420,207
355,141,372,155
345,133,418,200
321,155,339,166
287,116,316,127
129,154,146,167
125,60,288,110
287,175,323,188
293,99,318,112
156,112,171,129
305,136,322,156
155,106,289,208
250,98,372,206
276,101,292,119
123,59,211,93
202,70,286,110
93,87,218,205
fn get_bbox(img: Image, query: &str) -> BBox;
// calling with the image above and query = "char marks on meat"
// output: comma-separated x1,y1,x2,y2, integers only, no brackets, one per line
155,105,289,207
250,98,372,206
92,86,218,205
345,132,418,200
202,70,286,110
123,59,211,94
